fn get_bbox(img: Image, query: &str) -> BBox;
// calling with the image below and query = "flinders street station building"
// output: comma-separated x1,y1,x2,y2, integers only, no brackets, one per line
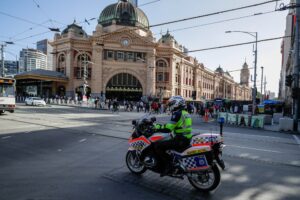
17,0,251,102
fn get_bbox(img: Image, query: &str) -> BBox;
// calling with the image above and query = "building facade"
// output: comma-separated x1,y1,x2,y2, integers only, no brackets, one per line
37,39,54,71
279,2,295,107
3,60,18,76
50,0,251,101
19,48,47,73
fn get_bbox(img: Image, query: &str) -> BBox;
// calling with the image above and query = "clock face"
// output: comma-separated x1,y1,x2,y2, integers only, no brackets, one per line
121,39,129,46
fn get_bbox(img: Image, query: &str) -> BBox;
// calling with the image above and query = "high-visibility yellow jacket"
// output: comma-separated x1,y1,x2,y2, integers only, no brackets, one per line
156,109,192,139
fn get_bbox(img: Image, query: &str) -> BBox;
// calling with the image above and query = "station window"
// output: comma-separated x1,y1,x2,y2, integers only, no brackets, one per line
127,52,134,60
117,52,124,60
107,51,114,59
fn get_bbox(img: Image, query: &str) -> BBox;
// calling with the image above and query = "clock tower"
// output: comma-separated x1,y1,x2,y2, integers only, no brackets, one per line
240,62,250,86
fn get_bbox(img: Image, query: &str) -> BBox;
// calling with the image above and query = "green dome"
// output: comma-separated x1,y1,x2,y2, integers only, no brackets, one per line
98,0,149,29
61,23,87,37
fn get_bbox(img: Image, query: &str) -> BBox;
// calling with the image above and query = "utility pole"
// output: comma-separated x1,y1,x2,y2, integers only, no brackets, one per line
293,0,300,132
253,33,258,115
261,66,264,103
225,30,257,115
1,44,5,77
264,76,267,99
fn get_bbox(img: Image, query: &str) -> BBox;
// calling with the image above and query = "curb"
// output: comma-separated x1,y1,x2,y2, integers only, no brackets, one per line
204,119,298,134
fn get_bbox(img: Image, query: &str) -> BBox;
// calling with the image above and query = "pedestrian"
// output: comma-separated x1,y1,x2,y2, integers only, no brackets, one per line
108,99,111,110
145,102,150,113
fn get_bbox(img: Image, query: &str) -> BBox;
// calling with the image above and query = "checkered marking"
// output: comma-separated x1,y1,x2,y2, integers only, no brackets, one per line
192,134,223,145
130,140,150,152
182,155,209,170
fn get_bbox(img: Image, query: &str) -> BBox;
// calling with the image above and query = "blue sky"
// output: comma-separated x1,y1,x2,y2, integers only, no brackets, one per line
0,0,291,95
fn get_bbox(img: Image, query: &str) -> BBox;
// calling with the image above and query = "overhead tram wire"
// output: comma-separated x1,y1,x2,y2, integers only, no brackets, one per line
98,0,283,39
0,11,49,29
5,0,283,45
227,67,254,73
32,0,61,28
9,20,51,40
154,10,276,36
0,10,60,33
187,35,291,53
149,0,283,28
139,0,161,7
12,18,97,43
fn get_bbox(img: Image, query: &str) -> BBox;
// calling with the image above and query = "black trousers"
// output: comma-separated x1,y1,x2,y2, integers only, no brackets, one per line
154,135,190,169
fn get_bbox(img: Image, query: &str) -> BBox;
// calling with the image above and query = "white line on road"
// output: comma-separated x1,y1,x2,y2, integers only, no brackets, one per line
293,135,300,147
79,139,87,143
1,136,11,140
198,129,285,140
226,145,282,153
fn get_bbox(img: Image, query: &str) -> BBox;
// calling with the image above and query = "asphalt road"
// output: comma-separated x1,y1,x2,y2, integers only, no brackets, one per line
0,105,299,200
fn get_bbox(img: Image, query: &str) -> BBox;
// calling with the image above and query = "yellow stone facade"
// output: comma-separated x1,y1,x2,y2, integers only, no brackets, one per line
50,1,251,102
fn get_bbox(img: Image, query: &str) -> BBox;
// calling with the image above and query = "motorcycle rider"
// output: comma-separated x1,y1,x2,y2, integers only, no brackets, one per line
154,96,192,175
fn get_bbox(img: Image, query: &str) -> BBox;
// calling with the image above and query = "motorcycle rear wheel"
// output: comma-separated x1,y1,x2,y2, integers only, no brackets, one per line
126,151,147,175
188,164,220,192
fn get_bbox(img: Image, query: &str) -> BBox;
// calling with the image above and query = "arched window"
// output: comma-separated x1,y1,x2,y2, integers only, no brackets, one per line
75,53,92,79
156,59,169,83
57,54,66,74
156,60,168,68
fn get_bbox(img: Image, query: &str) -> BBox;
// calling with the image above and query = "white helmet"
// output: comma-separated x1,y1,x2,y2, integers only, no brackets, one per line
168,96,186,111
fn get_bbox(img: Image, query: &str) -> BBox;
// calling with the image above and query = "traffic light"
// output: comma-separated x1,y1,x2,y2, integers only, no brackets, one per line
285,75,293,87
292,88,298,99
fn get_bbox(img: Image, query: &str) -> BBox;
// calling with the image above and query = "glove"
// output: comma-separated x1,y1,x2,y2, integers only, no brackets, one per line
154,124,163,131
154,124,171,133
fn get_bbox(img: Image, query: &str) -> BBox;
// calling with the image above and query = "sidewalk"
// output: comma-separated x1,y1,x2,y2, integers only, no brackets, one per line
264,122,300,133
194,114,300,134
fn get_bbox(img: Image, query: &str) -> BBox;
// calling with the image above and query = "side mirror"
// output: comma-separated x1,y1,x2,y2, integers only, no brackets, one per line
151,117,156,122
132,120,137,125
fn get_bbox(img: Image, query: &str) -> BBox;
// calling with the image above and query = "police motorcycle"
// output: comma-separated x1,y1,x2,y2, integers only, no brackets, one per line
125,114,226,192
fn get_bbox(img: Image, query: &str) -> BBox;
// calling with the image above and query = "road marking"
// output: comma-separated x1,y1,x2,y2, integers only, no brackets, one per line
196,129,292,140
79,138,87,143
293,135,300,147
57,149,62,152
226,145,282,153
1,136,11,140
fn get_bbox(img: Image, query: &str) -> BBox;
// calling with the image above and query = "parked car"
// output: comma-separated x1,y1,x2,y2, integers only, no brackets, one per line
25,97,46,106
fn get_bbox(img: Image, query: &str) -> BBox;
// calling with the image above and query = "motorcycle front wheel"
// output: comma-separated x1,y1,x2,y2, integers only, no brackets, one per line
126,151,147,175
188,164,221,192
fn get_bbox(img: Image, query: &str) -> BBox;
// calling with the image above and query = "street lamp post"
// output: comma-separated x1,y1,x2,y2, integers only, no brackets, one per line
226,30,258,115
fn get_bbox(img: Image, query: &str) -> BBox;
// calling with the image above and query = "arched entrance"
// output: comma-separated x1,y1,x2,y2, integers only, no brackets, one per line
106,73,143,101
